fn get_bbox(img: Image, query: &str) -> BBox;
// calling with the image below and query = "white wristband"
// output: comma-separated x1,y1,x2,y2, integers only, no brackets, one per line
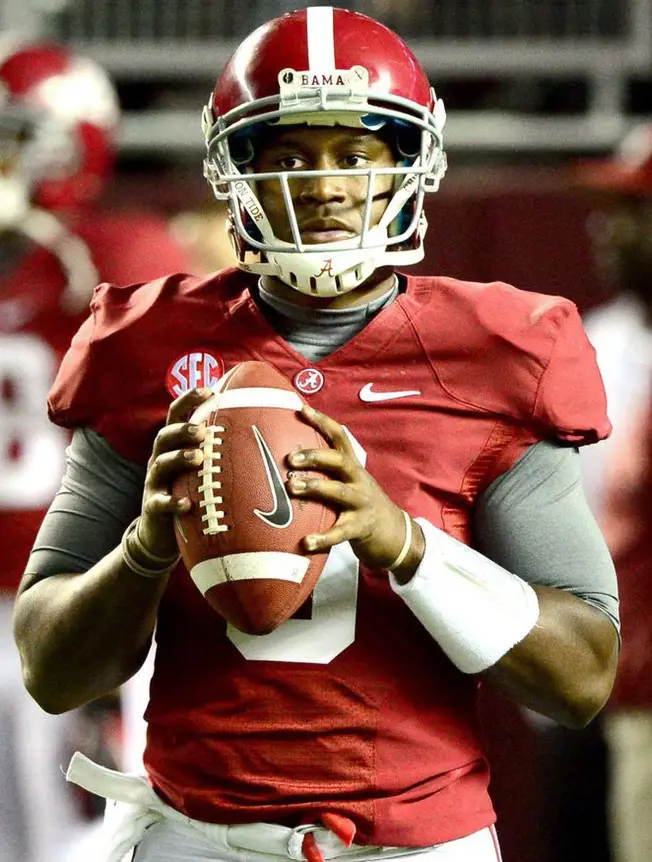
389,518,540,674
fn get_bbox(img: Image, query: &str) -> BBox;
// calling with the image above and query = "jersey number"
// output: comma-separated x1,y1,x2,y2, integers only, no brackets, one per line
227,431,366,664
0,334,66,509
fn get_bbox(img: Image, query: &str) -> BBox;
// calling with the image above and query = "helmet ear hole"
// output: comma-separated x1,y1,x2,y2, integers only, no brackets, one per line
229,130,257,166
242,210,264,242
395,126,421,160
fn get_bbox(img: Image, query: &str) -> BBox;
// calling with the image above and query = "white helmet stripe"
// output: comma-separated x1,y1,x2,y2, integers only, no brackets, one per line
37,58,119,128
307,6,335,72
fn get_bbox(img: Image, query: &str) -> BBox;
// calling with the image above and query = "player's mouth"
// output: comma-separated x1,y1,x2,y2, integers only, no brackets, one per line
299,220,356,244
300,229,356,243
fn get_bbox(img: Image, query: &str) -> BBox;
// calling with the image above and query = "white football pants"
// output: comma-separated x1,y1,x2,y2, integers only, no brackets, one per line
131,821,503,862
66,752,502,862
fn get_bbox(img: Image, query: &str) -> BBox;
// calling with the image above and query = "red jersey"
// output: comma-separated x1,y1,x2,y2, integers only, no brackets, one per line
48,269,609,846
0,212,191,593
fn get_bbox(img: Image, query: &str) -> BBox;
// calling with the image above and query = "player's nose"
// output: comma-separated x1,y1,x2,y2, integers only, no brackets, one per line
297,160,347,205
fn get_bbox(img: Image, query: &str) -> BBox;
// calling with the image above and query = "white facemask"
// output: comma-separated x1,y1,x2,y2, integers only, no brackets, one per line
203,73,447,298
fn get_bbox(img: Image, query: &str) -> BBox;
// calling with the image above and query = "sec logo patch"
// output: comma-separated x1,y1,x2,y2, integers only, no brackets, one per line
166,351,224,398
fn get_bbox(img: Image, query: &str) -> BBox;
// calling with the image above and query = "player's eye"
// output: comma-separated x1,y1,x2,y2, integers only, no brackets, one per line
341,154,368,168
277,155,306,170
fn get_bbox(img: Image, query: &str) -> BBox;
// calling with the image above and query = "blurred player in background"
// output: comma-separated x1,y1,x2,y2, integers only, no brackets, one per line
573,125,652,862
169,200,236,276
13,8,619,862
0,37,191,862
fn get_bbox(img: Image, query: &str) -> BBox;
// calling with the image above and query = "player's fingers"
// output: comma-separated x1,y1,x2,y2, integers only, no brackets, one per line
303,512,362,552
287,446,356,479
287,475,363,509
300,405,355,456
166,387,214,425
152,421,206,458
147,447,204,489
143,490,192,516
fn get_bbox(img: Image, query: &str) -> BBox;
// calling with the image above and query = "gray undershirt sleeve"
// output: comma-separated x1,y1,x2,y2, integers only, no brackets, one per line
26,428,145,577
475,440,619,632
26,430,620,635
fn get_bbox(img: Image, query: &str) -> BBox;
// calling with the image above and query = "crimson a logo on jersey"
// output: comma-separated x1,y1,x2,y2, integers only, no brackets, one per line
166,351,224,398
294,368,324,395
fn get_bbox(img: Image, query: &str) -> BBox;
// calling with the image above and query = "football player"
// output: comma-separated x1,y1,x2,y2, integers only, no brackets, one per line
13,9,619,862
0,38,191,862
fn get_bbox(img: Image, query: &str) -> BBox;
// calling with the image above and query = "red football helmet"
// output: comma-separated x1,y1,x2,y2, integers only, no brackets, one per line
0,38,119,311
202,6,447,297
0,37,119,218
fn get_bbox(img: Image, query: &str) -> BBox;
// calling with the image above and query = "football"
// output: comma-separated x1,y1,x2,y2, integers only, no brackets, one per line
172,360,337,634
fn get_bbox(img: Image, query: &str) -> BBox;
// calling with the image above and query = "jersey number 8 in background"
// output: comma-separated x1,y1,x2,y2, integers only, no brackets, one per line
0,334,67,510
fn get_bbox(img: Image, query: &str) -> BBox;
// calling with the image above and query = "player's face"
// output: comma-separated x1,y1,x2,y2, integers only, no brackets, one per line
252,126,396,244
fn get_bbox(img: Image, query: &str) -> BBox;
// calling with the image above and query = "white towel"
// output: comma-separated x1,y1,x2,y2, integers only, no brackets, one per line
66,752,164,862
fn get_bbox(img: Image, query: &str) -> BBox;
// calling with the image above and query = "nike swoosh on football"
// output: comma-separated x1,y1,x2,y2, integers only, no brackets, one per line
359,383,421,402
252,424,293,529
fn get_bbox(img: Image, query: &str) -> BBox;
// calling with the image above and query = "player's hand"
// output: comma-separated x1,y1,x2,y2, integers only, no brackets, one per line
286,405,422,572
138,387,213,559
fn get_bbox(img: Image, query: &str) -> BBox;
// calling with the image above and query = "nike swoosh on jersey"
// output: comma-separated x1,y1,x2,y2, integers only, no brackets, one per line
252,424,293,529
359,383,421,402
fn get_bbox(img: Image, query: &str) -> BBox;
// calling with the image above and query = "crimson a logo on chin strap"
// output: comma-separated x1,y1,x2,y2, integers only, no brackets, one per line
317,259,334,278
